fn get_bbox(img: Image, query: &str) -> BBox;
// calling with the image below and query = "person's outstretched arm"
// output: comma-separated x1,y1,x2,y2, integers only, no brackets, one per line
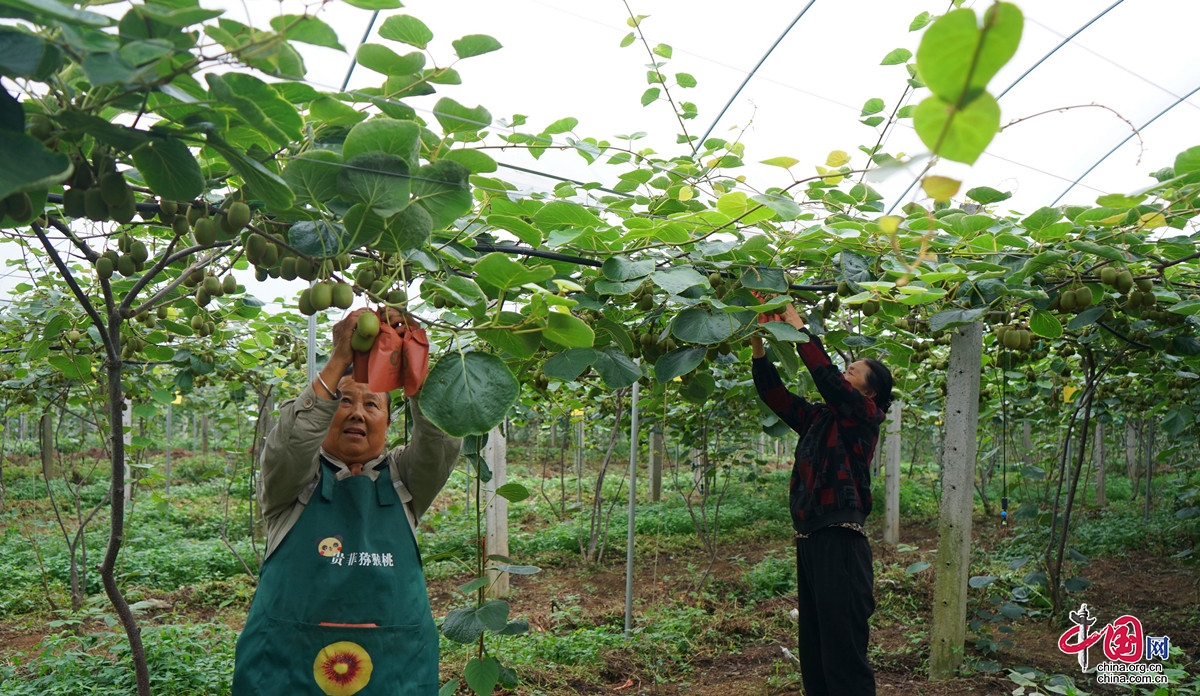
779,304,878,423
751,333,819,436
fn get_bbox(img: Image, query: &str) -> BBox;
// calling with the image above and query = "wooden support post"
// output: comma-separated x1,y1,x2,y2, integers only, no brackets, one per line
649,428,663,503
930,322,982,680
1094,420,1106,507
484,426,509,599
884,401,902,545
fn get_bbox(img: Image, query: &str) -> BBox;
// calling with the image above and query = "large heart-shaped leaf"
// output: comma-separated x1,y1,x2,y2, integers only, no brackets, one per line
654,347,706,383
207,135,295,212
374,203,431,253
670,306,745,345
543,311,595,348
602,256,654,281
421,351,519,437
342,117,421,166
288,220,343,258
543,348,596,381
283,149,342,206
413,160,471,228
464,657,500,696
432,97,492,135
378,14,433,49
337,151,410,216
355,43,425,77
474,252,554,291
478,311,541,359
652,267,709,296
593,347,640,389
913,92,999,165
131,135,204,202
0,131,71,201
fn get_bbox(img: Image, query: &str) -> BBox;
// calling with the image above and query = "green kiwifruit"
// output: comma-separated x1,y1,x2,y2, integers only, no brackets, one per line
255,266,269,282
203,275,221,295
310,282,333,311
130,241,148,264
297,288,314,316
331,282,354,309
295,256,316,282
279,257,298,281
222,275,237,295
387,288,407,305
62,188,87,218
99,172,130,207
1100,267,1118,286
96,256,114,279
117,254,136,277
226,201,250,231
172,215,191,237
110,195,136,225
247,233,267,259
192,218,218,245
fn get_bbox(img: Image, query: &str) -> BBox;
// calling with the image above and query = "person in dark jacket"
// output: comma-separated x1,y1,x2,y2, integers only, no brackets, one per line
750,302,893,696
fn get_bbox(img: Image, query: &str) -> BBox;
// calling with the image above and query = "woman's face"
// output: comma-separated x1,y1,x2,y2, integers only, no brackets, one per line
845,360,876,398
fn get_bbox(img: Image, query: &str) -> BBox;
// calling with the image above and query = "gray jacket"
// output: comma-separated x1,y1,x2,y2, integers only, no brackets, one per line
257,383,463,558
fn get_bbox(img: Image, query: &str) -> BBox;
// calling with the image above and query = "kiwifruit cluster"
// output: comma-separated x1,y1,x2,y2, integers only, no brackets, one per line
995,325,1033,351
61,152,138,225
181,267,240,310
94,234,150,279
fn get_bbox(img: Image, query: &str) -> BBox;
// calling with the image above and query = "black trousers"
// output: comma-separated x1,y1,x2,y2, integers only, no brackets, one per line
795,526,876,696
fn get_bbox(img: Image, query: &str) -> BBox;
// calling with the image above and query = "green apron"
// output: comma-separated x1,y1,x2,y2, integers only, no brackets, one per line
233,458,438,695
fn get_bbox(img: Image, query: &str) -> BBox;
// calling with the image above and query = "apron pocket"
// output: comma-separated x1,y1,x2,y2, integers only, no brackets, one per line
247,615,438,695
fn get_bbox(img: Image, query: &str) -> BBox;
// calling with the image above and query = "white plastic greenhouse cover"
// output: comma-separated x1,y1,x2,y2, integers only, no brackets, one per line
270,0,1200,218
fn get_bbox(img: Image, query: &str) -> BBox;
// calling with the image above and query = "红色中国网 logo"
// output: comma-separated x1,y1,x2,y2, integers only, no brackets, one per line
1058,603,1171,687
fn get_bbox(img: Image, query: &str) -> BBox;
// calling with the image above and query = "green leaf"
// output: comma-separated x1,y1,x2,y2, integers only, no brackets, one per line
441,607,485,643
2,0,110,26
308,96,366,127
654,347,705,383
495,482,530,503
440,148,496,174
207,136,295,212
760,156,799,169
881,48,912,65
478,311,540,359
929,307,986,332
47,354,90,380
740,267,788,292
342,117,421,166
374,203,432,253
532,201,603,230
432,97,492,135
269,15,345,51
1174,146,1200,176
438,680,459,696
288,220,342,258
913,91,999,165
474,252,554,291
593,347,640,389
670,306,746,345
1028,310,1062,339
651,267,708,295
0,131,71,200
761,321,807,343
915,4,1022,103
337,152,411,216
206,73,302,147
966,186,1011,204
640,87,660,107
421,351,519,437
131,136,204,202
861,97,885,116
356,43,425,77
342,0,402,8
283,149,342,206
602,256,654,281
378,15,434,49
543,348,597,381
543,311,595,348
453,34,502,59
464,657,500,696
676,72,697,88
968,574,997,588
341,203,385,250
906,561,931,575
0,27,49,78
1067,306,1106,331
486,215,541,247
413,160,471,228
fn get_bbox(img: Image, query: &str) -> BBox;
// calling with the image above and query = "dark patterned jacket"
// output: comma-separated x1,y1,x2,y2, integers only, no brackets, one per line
752,331,882,534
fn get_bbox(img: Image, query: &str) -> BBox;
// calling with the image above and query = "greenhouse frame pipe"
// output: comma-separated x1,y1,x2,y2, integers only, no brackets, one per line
885,1,1126,215
1050,82,1200,207
694,0,818,152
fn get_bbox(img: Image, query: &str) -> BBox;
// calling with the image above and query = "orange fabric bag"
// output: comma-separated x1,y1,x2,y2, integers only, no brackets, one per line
352,310,430,397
